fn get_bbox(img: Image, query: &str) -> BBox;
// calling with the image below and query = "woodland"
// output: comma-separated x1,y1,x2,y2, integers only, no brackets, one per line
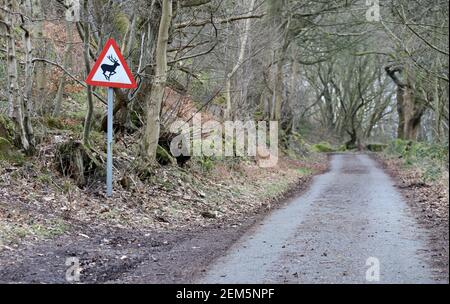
0,0,448,283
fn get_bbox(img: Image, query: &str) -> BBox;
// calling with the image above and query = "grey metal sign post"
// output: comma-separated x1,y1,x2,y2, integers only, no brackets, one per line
107,88,114,197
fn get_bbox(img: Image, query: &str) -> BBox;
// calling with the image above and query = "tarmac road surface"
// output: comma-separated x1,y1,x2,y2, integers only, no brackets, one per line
199,154,441,284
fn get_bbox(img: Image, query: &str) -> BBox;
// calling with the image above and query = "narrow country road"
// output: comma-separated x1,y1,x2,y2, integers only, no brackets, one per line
199,153,441,284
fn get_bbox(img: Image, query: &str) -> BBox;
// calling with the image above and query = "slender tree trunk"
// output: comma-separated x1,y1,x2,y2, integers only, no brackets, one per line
82,0,94,146
272,18,291,122
53,21,73,117
273,60,282,121
33,0,47,114
4,0,32,153
273,48,287,121
5,0,17,119
290,58,298,100
142,0,172,162
21,0,35,153
119,9,137,131
396,86,406,139
123,8,137,64
224,0,255,120
433,77,441,140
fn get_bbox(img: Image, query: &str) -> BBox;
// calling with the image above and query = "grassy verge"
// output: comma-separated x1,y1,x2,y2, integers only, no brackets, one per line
382,139,448,183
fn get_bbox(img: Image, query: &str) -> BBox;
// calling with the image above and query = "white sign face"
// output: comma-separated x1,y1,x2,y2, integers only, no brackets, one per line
86,39,137,89
90,46,131,84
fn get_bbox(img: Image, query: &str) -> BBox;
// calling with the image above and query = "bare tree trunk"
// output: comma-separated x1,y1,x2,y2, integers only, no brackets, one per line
386,65,426,141
4,0,33,153
20,0,35,152
273,48,288,122
33,0,48,114
53,21,73,117
272,18,291,122
396,85,406,139
123,8,137,63
142,0,172,162
290,59,301,132
82,0,94,146
4,0,17,119
433,77,442,140
224,0,255,120
119,9,137,131
402,86,426,140
273,60,283,121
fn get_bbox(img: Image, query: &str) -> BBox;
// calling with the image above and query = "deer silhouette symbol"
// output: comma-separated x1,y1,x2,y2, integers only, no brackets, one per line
101,55,120,81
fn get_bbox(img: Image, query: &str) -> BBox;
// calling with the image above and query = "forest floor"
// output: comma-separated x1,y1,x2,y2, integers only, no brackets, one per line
0,148,328,283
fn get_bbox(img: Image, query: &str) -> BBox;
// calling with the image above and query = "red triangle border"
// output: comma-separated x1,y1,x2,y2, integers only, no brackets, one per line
86,38,138,89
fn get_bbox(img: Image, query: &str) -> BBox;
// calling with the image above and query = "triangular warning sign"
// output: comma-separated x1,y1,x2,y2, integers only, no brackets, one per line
86,38,137,89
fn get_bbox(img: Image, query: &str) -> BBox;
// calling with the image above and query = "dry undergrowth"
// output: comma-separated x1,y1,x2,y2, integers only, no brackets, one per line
0,146,327,250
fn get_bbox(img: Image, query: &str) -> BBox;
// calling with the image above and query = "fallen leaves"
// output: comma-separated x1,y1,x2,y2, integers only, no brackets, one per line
1,146,327,252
